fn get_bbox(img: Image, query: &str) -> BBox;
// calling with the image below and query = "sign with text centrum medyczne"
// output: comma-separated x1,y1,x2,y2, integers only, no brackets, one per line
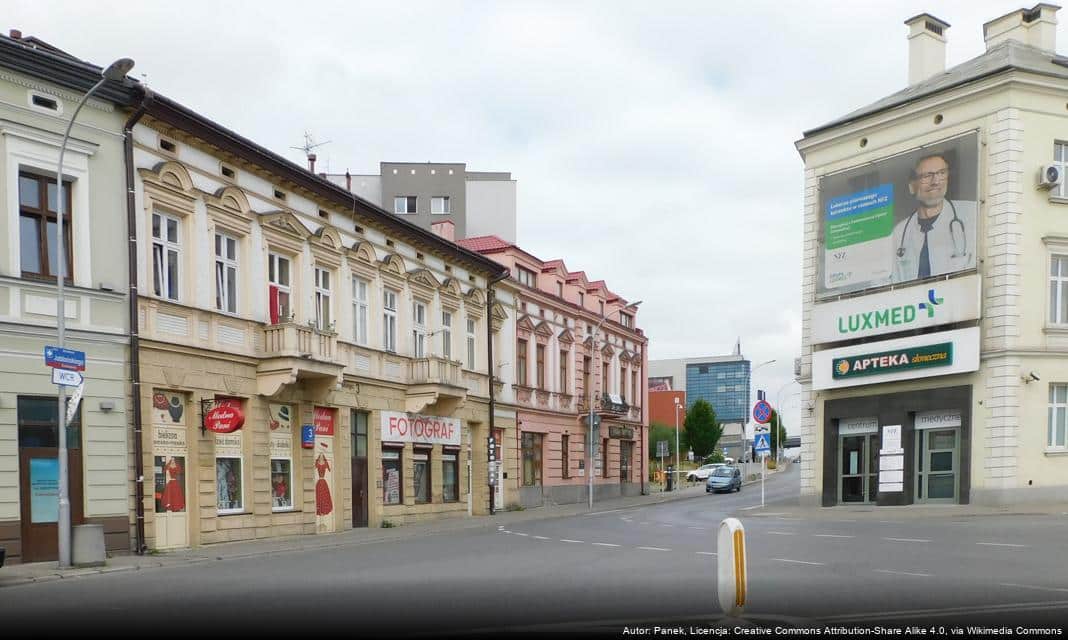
832,342,953,380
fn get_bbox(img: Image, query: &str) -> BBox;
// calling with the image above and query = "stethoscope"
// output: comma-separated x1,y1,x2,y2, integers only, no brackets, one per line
895,199,967,259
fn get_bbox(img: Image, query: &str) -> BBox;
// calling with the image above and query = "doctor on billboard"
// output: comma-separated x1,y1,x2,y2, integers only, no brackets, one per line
890,152,976,283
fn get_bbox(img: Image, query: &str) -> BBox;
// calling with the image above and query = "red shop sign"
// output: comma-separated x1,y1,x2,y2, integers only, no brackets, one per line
313,407,335,436
205,400,245,433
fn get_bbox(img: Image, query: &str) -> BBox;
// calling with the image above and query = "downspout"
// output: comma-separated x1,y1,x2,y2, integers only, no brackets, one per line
486,268,509,515
125,88,153,554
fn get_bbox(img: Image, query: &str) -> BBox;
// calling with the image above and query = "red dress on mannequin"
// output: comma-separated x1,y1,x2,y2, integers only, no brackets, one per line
315,454,333,516
161,458,185,512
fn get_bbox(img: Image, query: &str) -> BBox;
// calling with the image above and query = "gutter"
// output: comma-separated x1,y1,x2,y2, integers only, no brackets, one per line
485,268,510,515
124,86,152,554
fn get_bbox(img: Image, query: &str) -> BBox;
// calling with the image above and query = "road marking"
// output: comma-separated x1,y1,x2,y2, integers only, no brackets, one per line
696,552,717,557
502,530,511,534
882,537,931,543
638,546,671,552
775,517,801,521
660,524,674,528
767,531,795,536
513,532,529,537
560,539,585,544
592,542,621,548
999,583,1068,594
688,526,705,531
639,522,651,525
771,558,825,566
874,569,932,577
584,508,627,516
497,526,505,530
739,505,764,511
814,534,854,539
532,536,550,540
976,542,1029,548
823,599,1068,623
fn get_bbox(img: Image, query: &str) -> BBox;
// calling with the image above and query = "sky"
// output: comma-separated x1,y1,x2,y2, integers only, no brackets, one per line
9,0,1060,435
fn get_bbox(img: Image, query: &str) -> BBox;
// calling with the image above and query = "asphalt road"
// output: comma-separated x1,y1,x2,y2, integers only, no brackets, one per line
2,466,1066,636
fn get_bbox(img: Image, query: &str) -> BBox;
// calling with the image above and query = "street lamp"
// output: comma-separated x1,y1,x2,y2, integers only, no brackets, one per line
674,397,684,491
55,57,135,568
588,300,642,509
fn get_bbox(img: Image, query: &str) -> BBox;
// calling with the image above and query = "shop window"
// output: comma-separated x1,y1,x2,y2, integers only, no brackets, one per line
216,457,243,513
382,447,402,505
19,173,73,281
155,456,186,513
413,449,430,503
442,451,459,502
271,459,292,511
522,432,542,486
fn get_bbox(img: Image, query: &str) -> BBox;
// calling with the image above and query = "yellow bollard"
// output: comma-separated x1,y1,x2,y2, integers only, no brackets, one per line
717,517,747,617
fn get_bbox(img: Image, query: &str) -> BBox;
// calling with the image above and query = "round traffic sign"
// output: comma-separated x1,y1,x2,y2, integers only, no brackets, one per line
753,400,772,424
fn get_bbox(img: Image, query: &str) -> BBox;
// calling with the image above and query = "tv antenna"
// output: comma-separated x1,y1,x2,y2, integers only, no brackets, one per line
291,131,331,173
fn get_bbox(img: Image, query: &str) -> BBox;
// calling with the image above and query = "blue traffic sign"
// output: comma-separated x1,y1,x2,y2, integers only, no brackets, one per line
44,346,86,371
754,433,771,454
753,400,772,424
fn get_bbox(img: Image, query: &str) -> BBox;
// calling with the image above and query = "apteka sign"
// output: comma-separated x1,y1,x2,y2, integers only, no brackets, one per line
832,342,953,380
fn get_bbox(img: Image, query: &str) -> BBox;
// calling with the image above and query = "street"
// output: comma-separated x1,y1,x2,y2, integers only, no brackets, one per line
2,465,1066,636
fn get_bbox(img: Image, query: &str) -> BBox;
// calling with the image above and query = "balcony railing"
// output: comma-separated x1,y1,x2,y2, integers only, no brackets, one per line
599,393,629,414
263,322,336,361
410,357,463,387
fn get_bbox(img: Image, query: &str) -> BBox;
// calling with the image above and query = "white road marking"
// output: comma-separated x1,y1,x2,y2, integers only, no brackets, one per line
502,531,511,534
688,526,705,531
533,536,550,540
660,524,674,528
638,546,671,552
874,569,932,577
767,531,795,536
976,542,1029,548
513,532,529,537
775,517,801,521
559,539,585,544
739,505,764,511
696,552,717,557
999,583,1068,594
771,558,825,566
592,542,621,548
882,537,931,543
814,534,854,539
584,508,627,516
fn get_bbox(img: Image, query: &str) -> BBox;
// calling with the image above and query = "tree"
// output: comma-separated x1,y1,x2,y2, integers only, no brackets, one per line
767,409,788,454
684,399,722,459
647,422,680,461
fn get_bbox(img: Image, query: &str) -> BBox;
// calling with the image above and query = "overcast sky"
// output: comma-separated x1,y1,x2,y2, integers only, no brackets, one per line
10,1,1058,435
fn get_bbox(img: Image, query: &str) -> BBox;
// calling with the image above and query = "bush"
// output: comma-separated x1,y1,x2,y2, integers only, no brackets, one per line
704,451,725,464
766,459,778,470
380,519,397,528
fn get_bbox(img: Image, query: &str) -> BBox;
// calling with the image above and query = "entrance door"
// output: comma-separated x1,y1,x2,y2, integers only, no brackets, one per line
838,435,875,503
17,397,84,563
619,441,633,485
351,410,368,528
493,428,504,509
916,428,958,503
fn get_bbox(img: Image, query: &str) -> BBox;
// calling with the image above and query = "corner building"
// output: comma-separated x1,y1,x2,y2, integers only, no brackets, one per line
797,5,1068,506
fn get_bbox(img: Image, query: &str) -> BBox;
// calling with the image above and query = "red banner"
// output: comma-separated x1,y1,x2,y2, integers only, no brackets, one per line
313,406,335,436
205,399,245,433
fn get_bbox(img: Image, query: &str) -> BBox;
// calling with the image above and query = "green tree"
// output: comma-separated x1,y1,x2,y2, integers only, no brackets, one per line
647,422,680,461
767,409,788,454
684,399,722,459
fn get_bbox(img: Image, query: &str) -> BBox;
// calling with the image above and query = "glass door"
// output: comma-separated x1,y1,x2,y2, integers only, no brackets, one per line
916,428,958,503
839,435,866,503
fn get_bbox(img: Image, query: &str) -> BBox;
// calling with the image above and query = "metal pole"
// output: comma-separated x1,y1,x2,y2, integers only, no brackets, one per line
675,404,680,491
588,326,596,510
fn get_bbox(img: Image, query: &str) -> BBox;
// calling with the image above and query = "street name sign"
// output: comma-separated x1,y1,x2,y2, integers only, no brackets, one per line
45,346,86,371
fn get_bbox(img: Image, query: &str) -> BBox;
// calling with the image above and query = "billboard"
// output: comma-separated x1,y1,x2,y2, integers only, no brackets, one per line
818,132,978,298
648,376,673,392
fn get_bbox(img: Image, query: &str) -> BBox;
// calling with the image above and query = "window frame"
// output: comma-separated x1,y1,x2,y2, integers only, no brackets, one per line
522,432,543,487
394,196,417,214
1049,384,1068,451
1055,141,1068,199
214,232,239,314
583,356,591,397
18,172,73,282
442,450,459,502
466,317,477,369
314,266,332,331
441,311,453,359
412,300,428,358
268,252,292,324
383,289,398,352
412,448,431,504
431,196,451,215
559,350,568,393
352,276,369,345
516,266,537,288
561,434,570,479
517,339,528,386
152,211,182,302
382,446,403,505
536,344,546,388
270,458,293,512
1050,254,1068,325
216,456,244,515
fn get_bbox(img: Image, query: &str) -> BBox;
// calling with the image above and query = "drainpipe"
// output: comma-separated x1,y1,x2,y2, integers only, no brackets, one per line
486,269,509,515
125,88,153,554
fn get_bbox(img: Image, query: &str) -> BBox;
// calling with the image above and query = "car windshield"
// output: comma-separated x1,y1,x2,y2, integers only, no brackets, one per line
712,468,734,477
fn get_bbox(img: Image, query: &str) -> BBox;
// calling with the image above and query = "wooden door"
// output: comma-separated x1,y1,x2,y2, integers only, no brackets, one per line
18,448,83,563
351,457,368,527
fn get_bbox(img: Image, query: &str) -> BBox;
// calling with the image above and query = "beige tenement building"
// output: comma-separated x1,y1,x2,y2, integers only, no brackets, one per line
797,5,1068,507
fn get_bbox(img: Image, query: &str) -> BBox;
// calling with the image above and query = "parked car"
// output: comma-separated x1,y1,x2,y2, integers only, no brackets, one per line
686,463,724,482
706,466,742,493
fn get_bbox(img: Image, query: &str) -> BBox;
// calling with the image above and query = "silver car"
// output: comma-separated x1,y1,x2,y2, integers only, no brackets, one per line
706,466,742,493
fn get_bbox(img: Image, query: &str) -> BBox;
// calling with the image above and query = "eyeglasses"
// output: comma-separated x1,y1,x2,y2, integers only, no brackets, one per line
914,168,948,184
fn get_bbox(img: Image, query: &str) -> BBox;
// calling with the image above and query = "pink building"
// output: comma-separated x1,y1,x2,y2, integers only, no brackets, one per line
458,236,648,505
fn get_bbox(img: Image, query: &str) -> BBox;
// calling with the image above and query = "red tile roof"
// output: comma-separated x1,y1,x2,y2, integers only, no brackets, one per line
456,235,512,253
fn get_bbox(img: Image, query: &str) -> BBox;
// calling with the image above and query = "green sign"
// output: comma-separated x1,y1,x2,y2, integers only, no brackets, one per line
832,342,953,380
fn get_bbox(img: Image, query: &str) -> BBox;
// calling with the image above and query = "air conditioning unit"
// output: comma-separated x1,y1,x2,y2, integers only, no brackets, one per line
1038,164,1064,190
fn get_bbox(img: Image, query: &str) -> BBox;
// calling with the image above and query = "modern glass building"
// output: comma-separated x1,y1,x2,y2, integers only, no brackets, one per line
686,360,751,423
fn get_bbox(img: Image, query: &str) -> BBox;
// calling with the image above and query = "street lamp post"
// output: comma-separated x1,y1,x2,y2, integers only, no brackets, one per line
54,57,135,568
674,398,683,491
588,300,641,510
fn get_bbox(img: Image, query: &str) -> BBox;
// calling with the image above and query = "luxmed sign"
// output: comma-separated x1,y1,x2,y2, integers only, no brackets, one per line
812,275,980,343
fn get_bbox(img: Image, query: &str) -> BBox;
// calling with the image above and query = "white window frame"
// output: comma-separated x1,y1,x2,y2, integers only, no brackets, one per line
516,266,536,288
1055,142,1068,199
1051,254,1068,325
352,276,369,345
441,310,452,359
466,317,477,369
431,196,450,215
268,252,292,323
383,289,397,352
620,313,633,329
152,211,181,302
1049,384,1068,451
270,457,293,512
394,196,416,214
412,300,427,358
314,267,332,331
214,232,239,314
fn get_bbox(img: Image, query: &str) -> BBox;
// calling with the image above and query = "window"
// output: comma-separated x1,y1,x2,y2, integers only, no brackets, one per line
579,292,585,307
557,282,563,297
632,371,639,405
522,432,543,486
441,311,452,359
442,451,459,502
17,396,82,450
602,438,610,478
1049,384,1068,450
412,300,427,357
536,344,546,388
268,253,291,324
152,212,181,301
1051,255,1068,324
516,266,537,287
216,457,243,513
583,357,591,396
602,362,609,393
19,173,72,281
154,455,186,514
599,301,605,315
382,447,402,504
314,267,332,330
620,313,633,329
352,277,369,345
351,410,368,458
1056,142,1068,199
517,339,528,386
561,434,570,479
383,290,397,352
559,350,568,393
214,233,238,314
271,459,292,511
431,196,450,215
394,196,417,214
413,450,430,503
466,318,477,368
620,366,626,398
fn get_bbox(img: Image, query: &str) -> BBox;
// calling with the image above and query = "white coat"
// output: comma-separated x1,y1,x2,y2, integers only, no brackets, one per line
890,199,976,283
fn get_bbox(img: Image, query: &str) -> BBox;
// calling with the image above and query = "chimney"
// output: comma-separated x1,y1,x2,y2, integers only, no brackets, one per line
9,29,22,40
983,3,1059,52
905,13,950,86
307,153,316,173
345,170,351,191
430,220,455,242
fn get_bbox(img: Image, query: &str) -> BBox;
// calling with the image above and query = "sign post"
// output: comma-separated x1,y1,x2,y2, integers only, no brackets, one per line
753,401,772,509
656,440,669,491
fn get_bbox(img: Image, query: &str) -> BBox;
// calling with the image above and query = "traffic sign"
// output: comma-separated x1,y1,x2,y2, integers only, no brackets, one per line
754,433,771,454
656,440,669,457
752,400,772,424
45,346,86,371
66,382,85,424
52,368,83,387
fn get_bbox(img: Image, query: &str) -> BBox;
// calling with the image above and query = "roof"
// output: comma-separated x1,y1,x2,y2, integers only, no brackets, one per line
456,235,513,253
803,39,1068,138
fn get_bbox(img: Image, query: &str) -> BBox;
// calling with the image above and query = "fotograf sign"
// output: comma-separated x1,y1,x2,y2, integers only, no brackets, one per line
380,411,461,446
811,274,980,344
832,342,953,380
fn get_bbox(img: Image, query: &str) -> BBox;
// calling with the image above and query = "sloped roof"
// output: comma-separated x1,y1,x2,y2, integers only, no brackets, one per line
456,235,513,253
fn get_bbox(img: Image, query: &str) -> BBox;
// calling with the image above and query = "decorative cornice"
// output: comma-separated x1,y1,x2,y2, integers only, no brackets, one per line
0,70,114,112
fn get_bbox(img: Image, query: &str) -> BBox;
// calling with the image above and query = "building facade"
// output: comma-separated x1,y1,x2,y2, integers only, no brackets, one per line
459,236,648,506
797,5,1068,507
0,34,134,563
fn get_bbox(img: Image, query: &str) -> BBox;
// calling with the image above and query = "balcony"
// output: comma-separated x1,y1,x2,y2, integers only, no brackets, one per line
406,356,467,414
257,322,343,396
598,393,629,417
